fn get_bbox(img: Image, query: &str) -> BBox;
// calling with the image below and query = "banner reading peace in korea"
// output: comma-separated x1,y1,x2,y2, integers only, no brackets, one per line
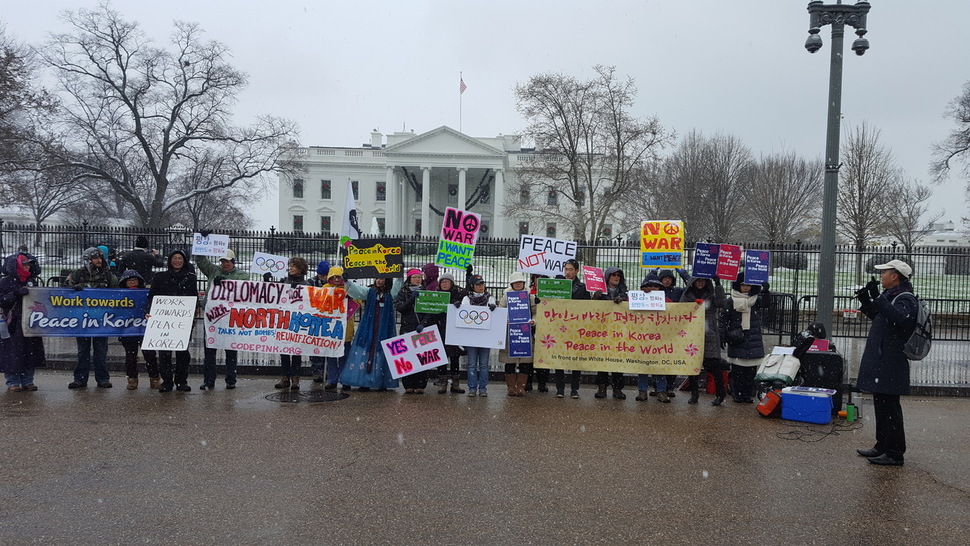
203,280,346,357
22,287,148,337
533,299,704,375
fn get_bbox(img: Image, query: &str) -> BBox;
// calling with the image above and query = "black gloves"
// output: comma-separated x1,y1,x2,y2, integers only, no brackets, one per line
199,229,211,237
291,282,299,289
613,296,623,304
73,284,84,291
416,324,424,333
855,284,872,306
453,301,461,308
17,286,30,296
488,303,496,311
866,278,880,300
213,277,223,286
466,263,474,275
591,290,603,300
533,296,541,304
713,276,722,287
263,272,273,282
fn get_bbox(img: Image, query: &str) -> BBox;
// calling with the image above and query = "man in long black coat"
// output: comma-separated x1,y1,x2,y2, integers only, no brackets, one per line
855,259,918,466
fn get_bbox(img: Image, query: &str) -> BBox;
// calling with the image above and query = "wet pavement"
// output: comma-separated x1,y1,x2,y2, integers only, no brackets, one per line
1,371,969,544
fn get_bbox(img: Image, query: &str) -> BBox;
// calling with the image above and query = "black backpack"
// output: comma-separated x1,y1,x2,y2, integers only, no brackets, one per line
892,293,932,361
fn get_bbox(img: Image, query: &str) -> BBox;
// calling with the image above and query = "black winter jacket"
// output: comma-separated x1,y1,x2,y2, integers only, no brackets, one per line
857,282,918,395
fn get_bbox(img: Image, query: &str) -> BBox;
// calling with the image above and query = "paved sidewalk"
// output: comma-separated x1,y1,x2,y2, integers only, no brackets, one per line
1,371,968,544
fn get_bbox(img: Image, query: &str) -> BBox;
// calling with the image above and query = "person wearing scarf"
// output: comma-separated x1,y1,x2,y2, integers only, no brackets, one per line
1,252,45,391
720,277,769,403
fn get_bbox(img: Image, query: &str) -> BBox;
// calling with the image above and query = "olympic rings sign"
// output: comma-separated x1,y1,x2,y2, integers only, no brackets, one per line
254,255,286,274
458,309,490,325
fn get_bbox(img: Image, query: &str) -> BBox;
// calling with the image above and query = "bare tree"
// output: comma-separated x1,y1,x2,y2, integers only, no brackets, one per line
38,4,299,228
743,151,823,244
837,122,898,282
509,66,671,255
883,179,944,252
931,80,970,223
3,166,79,231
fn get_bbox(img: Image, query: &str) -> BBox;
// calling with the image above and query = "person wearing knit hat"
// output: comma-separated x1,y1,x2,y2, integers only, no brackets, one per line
64,247,119,389
394,267,430,393
272,257,310,391
460,272,497,397
316,260,331,278
635,274,675,403
307,260,343,384
428,272,466,394
117,270,161,391
498,271,537,397
194,250,250,390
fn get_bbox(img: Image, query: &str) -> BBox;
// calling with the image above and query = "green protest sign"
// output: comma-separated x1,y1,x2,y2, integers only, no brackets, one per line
415,290,451,314
537,278,572,300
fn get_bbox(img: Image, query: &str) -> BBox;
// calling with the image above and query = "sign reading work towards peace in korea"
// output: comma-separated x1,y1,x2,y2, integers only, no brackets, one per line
435,207,481,269
640,220,684,268
142,295,197,351
22,288,149,337
516,235,578,277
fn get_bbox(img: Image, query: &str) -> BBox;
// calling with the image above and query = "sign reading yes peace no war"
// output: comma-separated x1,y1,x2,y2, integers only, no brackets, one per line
435,207,481,269
640,220,684,268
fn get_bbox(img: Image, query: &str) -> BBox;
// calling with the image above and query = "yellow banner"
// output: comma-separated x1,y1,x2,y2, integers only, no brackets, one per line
533,299,704,375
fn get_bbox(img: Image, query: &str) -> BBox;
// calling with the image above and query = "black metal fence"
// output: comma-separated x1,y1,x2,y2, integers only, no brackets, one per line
4,220,969,343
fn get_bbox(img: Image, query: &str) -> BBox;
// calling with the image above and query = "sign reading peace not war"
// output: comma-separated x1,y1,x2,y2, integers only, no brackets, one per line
435,207,481,269
517,235,578,277
533,299,704,375
143,296,197,351
22,288,149,337
203,280,346,357
381,324,448,379
343,238,404,279
640,220,685,268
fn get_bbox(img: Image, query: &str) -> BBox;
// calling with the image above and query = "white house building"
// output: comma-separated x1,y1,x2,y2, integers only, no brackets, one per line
277,126,579,240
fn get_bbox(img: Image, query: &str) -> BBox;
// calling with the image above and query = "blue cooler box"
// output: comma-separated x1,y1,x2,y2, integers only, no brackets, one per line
781,387,835,425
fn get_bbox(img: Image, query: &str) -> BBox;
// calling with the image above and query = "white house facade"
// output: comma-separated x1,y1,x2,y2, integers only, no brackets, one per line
278,126,573,240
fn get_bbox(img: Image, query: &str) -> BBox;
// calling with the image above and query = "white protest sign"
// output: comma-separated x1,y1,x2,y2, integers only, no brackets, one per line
445,305,507,349
627,290,667,311
516,235,578,277
381,325,448,379
192,233,230,257
142,296,198,351
251,251,289,279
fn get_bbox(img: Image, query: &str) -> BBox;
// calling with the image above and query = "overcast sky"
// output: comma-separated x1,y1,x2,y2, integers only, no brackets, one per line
3,0,968,231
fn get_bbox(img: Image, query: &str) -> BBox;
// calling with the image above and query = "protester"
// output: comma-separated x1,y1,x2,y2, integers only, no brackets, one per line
149,250,197,393
270,257,309,390
680,275,727,405
656,267,690,398
636,272,673,402
0,251,44,392
529,273,549,393
721,276,769,403
592,267,628,400
555,259,587,398
429,272,465,394
117,269,161,390
64,247,119,389
195,249,249,390
395,268,430,394
340,276,403,391
307,259,331,382
498,271,536,397
314,266,357,391
855,260,918,466
117,236,165,286
461,273,496,397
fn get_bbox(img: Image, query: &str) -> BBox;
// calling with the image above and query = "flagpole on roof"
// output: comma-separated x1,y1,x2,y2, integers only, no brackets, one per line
459,71,463,133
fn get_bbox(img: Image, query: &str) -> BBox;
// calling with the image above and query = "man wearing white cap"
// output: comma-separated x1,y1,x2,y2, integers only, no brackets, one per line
854,259,918,466
196,249,250,390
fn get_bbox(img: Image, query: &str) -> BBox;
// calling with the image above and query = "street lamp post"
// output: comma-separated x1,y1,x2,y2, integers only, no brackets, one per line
804,0,870,335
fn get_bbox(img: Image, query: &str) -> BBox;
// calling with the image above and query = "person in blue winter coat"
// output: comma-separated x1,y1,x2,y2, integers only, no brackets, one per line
720,277,770,403
339,276,403,391
854,260,918,466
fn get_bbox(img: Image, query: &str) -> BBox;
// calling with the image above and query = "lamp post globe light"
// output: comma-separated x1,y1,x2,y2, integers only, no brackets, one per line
804,0,870,336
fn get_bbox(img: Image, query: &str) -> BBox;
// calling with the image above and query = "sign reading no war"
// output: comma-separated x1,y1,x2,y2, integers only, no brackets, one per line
436,207,481,269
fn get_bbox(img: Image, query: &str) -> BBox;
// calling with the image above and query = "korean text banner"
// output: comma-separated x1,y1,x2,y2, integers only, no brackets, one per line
640,220,685,268
22,288,148,337
381,325,448,379
435,207,481,269
203,280,346,357
517,235,578,277
533,299,703,375
343,238,404,279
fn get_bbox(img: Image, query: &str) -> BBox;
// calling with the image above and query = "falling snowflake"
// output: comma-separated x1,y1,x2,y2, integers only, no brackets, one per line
541,334,557,349
684,343,699,356
678,329,687,337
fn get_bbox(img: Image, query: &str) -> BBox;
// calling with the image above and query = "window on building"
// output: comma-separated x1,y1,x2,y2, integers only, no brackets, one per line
480,220,490,237
518,222,530,235
351,180,359,200
415,184,422,202
576,190,585,205
546,223,557,238
448,184,459,204
292,178,304,199
479,184,490,204
320,216,331,234
321,180,331,200
414,219,422,236
520,188,530,203
547,190,558,206
376,217,386,235
602,224,613,238
376,181,386,201
293,215,304,233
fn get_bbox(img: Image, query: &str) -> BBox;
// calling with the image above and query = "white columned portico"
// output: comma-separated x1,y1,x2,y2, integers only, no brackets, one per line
385,166,396,235
421,166,432,236
457,167,467,211
492,168,505,238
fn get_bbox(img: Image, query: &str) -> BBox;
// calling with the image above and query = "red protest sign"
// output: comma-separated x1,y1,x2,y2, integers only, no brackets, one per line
582,266,606,293
716,244,742,280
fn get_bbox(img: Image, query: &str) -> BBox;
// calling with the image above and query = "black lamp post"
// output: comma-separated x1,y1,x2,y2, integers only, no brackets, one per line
804,0,871,335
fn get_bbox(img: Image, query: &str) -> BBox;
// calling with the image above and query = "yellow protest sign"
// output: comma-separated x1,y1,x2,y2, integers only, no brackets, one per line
533,299,704,375
640,220,685,268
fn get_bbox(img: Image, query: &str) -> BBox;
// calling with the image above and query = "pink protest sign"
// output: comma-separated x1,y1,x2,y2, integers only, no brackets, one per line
716,244,742,280
582,266,606,293
440,207,481,246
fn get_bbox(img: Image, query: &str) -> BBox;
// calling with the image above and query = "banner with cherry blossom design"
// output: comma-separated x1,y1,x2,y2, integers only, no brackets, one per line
532,299,704,374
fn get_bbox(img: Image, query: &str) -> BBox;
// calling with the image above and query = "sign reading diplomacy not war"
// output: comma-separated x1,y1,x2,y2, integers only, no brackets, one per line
435,207,481,269
22,288,149,337
533,299,704,375
203,279,346,357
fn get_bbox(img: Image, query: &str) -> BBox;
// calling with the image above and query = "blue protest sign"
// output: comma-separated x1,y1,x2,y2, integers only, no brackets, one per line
508,323,533,358
743,250,770,285
692,242,720,278
506,291,531,324
22,288,149,337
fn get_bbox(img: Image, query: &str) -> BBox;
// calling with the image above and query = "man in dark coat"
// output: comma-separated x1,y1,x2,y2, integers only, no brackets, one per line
855,259,918,466
117,236,165,286
0,252,45,391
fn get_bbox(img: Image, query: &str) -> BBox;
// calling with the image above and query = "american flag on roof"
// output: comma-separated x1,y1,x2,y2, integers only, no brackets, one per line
460,78,467,95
